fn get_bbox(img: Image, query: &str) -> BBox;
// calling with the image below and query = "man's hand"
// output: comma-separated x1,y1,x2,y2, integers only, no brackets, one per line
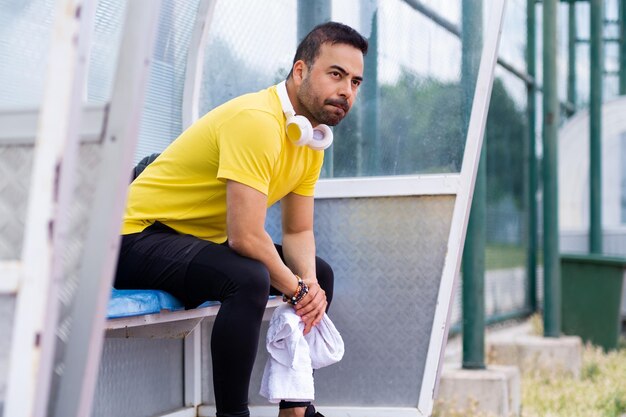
294,280,327,335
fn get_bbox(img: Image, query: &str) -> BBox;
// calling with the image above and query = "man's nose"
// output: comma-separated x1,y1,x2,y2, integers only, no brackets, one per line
337,79,352,99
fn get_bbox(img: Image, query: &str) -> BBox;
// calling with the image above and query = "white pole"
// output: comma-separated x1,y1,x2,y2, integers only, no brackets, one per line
4,1,96,416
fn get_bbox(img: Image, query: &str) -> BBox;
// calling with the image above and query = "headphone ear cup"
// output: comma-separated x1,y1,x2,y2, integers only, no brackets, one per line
285,115,313,146
307,124,333,150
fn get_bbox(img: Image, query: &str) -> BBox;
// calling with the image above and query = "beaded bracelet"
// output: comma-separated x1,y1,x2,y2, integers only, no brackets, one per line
283,275,309,305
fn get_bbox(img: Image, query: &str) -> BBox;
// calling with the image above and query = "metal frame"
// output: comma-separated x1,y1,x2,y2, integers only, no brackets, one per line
155,409,197,417
182,0,218,128
0,104,106,298
402,0,533,86
4,1,96,416
0,104,106,145
589,0,604,253
2,0,505,415
179,0,505,415
315,174,459,199
50,2,162,416
104,298,280,417
542,0,561,338
103,300,280,417
420,0,506,414
209,406,421,417
0,261,20,294
184,327,203,412
104,298,281,337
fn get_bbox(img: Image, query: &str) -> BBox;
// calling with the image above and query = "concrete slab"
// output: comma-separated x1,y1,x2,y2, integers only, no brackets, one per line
444,320,535,366
487,334,582,378
436,365,520,417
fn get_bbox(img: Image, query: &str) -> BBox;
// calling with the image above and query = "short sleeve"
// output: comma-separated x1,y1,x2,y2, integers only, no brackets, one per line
216,110,282,195
292,151,324,197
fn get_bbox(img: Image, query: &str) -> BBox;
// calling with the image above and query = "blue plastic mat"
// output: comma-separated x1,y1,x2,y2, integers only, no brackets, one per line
107,289,275,319
107,289,188,319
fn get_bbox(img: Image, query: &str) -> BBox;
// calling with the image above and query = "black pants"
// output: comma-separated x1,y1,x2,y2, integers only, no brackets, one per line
114,222,334,417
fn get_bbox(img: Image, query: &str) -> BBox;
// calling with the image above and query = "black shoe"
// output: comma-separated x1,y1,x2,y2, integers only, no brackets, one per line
305,405,325,417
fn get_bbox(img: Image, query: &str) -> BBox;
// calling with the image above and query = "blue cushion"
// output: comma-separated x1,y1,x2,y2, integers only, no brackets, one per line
107,289,274,319
107,289,185,319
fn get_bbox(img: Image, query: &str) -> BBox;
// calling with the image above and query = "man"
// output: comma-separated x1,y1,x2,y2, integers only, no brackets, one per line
115,22,367,417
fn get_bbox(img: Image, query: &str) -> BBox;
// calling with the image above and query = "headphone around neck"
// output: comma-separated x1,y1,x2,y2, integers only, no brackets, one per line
275,81,333,151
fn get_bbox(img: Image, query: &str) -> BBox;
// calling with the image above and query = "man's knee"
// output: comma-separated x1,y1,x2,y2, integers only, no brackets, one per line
232,258,271,305
315,256,334,306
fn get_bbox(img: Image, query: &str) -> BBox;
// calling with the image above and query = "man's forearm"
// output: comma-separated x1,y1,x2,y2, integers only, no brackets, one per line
281,230,317,284
282,229,327,336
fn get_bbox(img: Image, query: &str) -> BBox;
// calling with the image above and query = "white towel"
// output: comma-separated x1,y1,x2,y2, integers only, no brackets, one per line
260,304,313,402
260,304,344,403
305,311,345,369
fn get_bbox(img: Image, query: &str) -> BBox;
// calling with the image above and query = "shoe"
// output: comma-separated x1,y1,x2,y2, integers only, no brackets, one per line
305,405,325,417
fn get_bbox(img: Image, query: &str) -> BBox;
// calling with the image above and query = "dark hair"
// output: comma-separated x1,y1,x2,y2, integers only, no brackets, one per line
287,21,368,78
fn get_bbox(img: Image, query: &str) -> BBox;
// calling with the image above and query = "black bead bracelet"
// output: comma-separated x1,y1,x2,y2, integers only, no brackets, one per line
283,275,309,305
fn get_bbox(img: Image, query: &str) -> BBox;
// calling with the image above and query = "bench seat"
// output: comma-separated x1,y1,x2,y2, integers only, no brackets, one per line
106,288,223,319
105,289,281,338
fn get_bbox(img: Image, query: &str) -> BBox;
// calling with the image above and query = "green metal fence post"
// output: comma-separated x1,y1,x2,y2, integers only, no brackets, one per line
542,0,561,337
589,0,603,254
297,0,332,176
297,0,331,42
567,1,577,113
361,0,380,176
619,0,626,95
526,0,538,313
461,0,485,370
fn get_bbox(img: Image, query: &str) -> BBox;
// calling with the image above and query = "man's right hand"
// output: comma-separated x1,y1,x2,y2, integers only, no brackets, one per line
294,280,327,335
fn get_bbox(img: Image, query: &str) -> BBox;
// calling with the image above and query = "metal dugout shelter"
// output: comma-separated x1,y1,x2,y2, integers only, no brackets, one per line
0,0,505,416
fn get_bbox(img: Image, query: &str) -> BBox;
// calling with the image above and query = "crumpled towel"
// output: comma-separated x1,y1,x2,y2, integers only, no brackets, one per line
260,304,344,403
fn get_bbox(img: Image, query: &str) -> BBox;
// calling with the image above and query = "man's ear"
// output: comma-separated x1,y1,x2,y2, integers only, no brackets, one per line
292,60,307,85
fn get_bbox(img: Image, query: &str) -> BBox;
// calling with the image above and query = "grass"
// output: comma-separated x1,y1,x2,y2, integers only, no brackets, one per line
435,315,626,417
522,315,626,417
485,244,525,270
521,341,626,417
458,243,546,271
434,343,626,417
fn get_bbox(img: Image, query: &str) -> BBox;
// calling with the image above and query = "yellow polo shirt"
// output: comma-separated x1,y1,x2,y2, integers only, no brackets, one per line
122,85,324,243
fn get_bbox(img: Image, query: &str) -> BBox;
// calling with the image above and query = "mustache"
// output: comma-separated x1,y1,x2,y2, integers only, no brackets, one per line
324,98,349,112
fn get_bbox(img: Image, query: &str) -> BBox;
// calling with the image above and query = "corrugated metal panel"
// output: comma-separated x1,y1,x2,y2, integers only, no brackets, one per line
203,195,455,407
93,339,185,417
134,1,201,163
0,295,16,408
0,146,33,260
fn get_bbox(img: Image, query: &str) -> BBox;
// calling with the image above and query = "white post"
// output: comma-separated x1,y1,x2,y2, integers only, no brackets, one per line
182,0,218,128
418,0,506,415
184,326,203,409
4,1,96,416
51,1,162,416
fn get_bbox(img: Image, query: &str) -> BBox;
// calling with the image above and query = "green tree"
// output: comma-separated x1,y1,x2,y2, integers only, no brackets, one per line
200,37,275,115
378,72,463,174
484,77,527,207
331,101,362,177
332,71,526,212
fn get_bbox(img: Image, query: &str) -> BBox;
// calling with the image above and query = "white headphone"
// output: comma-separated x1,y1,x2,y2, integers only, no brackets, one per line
276,81,333,151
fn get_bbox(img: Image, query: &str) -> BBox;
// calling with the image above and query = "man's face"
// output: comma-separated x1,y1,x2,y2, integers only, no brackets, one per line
295,42,364,127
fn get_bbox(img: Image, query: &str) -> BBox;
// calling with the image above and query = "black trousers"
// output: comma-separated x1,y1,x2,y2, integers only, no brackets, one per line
114,222,334,417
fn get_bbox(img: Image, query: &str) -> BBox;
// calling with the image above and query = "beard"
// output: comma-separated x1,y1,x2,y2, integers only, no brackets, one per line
297,76,350,126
